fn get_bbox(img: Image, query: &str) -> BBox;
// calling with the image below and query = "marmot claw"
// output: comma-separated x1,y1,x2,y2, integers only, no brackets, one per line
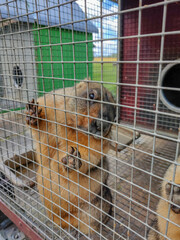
26,99,42,126
61,147,82,171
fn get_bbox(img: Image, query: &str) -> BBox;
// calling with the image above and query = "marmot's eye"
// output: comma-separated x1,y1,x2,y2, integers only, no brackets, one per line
89,93,95,99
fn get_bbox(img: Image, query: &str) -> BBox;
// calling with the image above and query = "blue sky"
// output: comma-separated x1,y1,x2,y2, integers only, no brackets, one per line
77,0,118,57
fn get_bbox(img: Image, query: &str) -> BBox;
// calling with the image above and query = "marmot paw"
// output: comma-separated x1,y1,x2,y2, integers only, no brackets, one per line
61,147,82,171
166,183,180,214
26,99,42,126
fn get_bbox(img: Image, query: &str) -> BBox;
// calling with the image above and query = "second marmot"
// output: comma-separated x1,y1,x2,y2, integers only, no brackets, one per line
148,157,180,240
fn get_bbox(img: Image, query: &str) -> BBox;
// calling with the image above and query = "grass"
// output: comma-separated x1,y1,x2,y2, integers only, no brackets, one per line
93,61,117,97
0,107,25,114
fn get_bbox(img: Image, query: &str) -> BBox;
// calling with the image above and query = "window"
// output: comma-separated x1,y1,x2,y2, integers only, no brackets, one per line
12,65,23,88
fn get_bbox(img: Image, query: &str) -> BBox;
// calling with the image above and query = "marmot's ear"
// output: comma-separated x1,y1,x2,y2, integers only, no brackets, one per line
84,76,91,81
108,92,117,122
106,90,115,103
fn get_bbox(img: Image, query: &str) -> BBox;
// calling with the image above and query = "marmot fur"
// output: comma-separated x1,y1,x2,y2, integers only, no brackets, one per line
26,82,115,234
148,157,180,240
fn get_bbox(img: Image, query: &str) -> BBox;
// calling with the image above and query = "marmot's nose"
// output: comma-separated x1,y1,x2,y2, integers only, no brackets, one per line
95,120,101,131
96,116,110,132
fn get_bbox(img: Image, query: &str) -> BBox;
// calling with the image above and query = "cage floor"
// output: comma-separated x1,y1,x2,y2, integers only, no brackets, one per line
0,133,177,240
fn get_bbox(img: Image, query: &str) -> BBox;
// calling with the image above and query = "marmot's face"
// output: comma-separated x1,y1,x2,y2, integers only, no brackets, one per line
166,182,180,214
75,82,116,139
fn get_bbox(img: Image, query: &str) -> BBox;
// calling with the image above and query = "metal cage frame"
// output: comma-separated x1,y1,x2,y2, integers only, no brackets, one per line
0,0,180,239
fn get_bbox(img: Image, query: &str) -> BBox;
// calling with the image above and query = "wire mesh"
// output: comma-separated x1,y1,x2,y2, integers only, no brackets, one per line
0,0,180,239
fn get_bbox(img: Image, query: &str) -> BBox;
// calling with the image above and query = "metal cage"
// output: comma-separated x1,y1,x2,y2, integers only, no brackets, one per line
0,0,180,239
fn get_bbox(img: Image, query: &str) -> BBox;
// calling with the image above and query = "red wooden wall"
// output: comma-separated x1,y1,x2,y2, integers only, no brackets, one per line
120,0,180,133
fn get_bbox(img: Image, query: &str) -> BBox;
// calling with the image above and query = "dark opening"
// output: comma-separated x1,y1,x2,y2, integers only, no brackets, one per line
13,65,23,88
162,64,180,108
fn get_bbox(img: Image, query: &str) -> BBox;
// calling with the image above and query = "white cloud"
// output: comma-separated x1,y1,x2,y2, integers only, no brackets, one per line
77,0,100,17
77,0,118,57
93,40,117,56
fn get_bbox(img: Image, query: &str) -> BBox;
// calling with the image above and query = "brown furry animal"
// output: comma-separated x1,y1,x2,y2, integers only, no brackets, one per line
148,158,180,240
26,82,115,234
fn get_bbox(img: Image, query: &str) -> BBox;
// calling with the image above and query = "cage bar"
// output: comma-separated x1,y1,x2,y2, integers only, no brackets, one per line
0,0,180,239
